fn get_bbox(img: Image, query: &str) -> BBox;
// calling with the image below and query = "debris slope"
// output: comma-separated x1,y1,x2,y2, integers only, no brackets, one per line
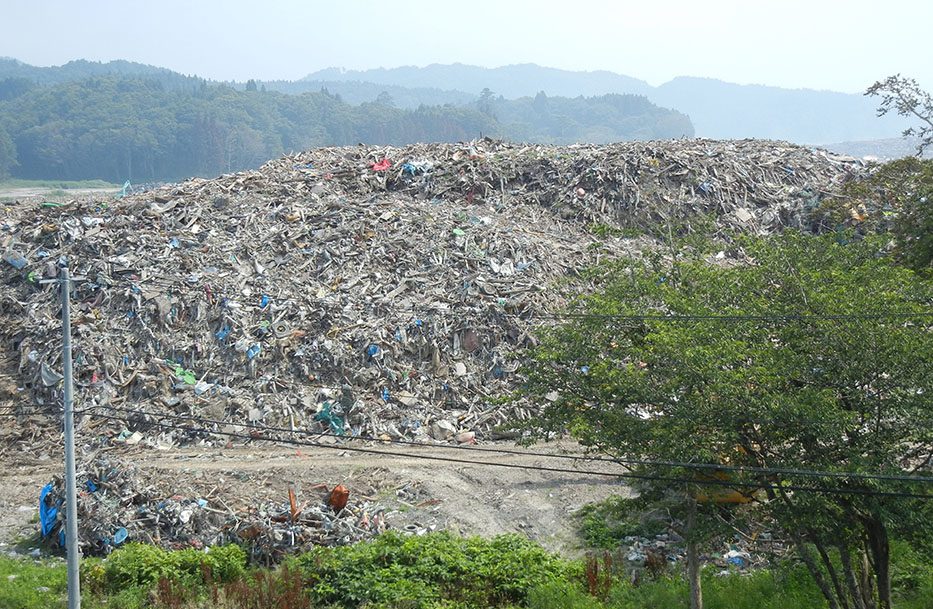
0,139,865,444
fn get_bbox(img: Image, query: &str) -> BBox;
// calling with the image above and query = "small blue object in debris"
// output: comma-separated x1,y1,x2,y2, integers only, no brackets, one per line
246,344,261,359
698,181,713,195
39,483,60,538
112,527,128,545
394,328,403,342
216,326,231,341
2,251,28,270
414,319,423,327
581,366,590,374
260,294,271,308
367,344,380,357
169,237,180,249
492,364,505,379
86,480,98,493
381,387,391,402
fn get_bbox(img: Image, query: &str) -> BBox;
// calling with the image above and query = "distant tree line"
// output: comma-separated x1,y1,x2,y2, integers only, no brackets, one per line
0,75,692,182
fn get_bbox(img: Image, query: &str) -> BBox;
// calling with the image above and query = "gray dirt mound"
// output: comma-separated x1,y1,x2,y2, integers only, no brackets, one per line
0,139,865,446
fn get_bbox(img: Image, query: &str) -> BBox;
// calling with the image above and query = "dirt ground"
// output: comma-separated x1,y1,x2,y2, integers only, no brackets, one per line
0,440,630,555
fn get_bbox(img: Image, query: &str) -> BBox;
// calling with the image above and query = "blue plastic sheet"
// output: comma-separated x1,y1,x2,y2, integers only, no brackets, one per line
112,527,128,545
39,483,60,538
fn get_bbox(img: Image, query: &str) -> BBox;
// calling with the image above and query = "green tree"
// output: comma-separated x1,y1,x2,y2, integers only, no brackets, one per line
523,233,933,609
866,75,933,156
817,158,933,272
0,124,15,178
374,90,395,108
478,87,496,118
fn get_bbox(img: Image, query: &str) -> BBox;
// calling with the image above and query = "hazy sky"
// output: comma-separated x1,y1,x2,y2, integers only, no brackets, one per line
3,0,929,93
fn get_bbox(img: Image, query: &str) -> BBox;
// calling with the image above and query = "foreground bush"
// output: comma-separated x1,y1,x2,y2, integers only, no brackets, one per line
292,531,573,608
2,532,932,609
101,542,247,589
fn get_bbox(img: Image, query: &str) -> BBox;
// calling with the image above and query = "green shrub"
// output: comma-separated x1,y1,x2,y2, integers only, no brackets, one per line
293,531,571,609
701,567,826,609
528,581,600,609
891,540,933,604
576,496,662,550
104,543,172,589
103,543,246,590
204,543,248,582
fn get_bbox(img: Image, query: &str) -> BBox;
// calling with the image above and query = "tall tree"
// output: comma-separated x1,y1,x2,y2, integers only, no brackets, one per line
523,233,933,609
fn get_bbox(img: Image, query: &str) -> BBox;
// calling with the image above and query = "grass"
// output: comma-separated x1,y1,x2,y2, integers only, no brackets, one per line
1,532,931,609
0,556,67,609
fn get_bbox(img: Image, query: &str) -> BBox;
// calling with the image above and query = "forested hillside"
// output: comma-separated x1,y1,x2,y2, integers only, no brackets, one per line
0,67,692,182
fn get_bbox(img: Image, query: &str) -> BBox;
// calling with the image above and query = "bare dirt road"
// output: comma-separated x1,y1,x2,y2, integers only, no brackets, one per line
0,440,630,554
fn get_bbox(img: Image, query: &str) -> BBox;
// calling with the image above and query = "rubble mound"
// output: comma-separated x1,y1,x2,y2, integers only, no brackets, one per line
0,139,865,443
39,453,385,558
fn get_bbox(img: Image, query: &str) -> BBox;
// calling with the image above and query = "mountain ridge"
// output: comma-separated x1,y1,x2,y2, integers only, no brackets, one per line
303,62,911,143
0,58,915,145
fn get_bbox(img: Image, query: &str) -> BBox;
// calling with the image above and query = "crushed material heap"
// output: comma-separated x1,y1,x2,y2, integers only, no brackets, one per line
0,139,865,444
39,453,384,559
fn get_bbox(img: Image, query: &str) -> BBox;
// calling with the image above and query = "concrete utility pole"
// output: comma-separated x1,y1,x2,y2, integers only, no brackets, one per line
61,267,81,609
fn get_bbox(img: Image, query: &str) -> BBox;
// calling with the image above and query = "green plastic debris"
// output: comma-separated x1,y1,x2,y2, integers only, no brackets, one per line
174,366,197,385
27,271,38,283
313,401,344,435
452,228,466,237
40,201,64,208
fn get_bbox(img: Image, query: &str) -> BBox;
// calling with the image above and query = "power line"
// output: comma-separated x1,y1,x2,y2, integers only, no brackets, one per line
83,404,933,485
77,411,932,500
2,407,930,498
3,403,932,486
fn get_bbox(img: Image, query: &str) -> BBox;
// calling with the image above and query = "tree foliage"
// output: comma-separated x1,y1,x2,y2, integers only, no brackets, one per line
523,233,933,609
0,123,15,179
0,75,694,182
866,75,933,156
816,157,933,272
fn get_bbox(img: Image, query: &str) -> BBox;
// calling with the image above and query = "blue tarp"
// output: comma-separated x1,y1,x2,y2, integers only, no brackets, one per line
39,483,59,538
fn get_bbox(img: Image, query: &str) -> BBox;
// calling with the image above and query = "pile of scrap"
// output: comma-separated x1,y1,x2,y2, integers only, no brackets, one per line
38,453,384,560
0,139,865,444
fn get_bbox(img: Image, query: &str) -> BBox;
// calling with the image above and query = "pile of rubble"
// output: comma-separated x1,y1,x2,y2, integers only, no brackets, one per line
0,139,866,443
618,531,786,574
39,453,385,560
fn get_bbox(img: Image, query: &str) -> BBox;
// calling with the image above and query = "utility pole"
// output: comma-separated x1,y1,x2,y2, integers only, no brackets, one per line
61,267,80,609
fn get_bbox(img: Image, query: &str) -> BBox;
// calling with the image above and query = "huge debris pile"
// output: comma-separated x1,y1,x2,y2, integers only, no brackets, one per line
1,139,865,443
